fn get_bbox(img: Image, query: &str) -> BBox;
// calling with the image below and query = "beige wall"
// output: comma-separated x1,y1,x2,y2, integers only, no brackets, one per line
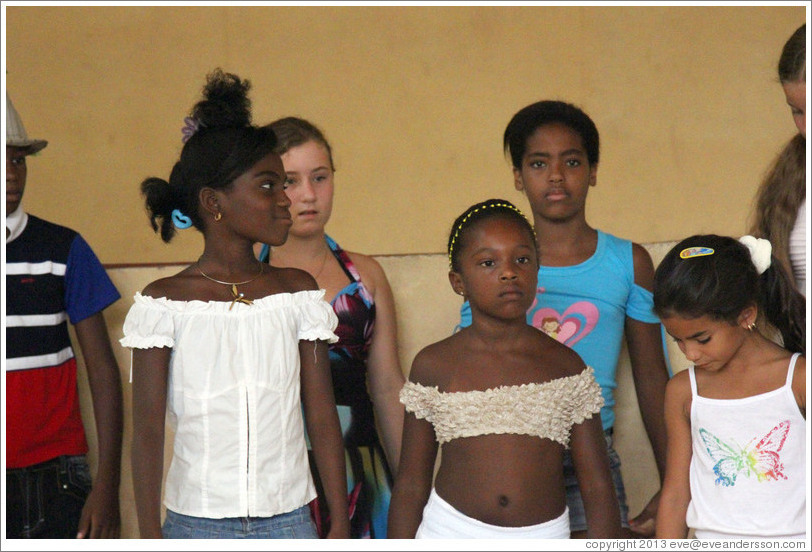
4,5,807,265
3,4,806,540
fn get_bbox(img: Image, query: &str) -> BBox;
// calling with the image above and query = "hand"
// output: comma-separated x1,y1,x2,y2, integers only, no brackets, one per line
628,489,660,537
76,484,121,538
324,516,350,539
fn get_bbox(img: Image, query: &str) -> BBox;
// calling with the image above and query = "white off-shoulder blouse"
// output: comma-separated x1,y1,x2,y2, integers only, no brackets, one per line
120,290,338,519
400,367,603,447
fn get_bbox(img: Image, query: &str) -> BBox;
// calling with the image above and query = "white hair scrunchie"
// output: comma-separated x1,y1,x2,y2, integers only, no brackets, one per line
738,235,772,275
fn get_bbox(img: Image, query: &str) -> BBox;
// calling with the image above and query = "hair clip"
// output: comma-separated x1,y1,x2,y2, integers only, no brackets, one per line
181,116,201,143
679,246,714,259
171,209,193,229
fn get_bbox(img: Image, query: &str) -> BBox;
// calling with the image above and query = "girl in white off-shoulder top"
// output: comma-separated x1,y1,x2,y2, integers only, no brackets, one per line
120,69,349,539
387,199,622,539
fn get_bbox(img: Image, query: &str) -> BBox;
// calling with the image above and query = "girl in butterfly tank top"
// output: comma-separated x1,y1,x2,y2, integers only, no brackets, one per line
387,199,621,538
654,235,806,539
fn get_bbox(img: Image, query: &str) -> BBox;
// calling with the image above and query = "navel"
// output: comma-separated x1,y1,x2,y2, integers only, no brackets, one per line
498,495,510,507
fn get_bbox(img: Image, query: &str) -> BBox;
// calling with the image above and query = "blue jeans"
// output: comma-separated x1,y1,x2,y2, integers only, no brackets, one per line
162,505,319,539
5,455,91,538
563,428,630,532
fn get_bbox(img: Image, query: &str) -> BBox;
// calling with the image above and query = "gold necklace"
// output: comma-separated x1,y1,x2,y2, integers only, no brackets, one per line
196,260,265,310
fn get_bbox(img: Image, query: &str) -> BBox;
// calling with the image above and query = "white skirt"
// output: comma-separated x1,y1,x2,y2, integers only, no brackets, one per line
415,488,570,539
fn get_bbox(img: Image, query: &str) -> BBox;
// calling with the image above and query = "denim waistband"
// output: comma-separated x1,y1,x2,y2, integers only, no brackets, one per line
7,455,85,475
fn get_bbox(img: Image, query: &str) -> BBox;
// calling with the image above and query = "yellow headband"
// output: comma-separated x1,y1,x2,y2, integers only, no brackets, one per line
448,201,532,267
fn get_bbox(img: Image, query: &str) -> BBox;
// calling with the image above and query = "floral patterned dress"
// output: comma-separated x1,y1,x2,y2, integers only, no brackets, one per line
259,235,393,538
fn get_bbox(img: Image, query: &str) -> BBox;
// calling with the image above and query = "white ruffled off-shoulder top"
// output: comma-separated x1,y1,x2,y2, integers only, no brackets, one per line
400,367,603,447
120,290,338,519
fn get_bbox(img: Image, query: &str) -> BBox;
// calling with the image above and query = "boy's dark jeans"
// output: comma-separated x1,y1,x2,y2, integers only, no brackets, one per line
6,455,91,538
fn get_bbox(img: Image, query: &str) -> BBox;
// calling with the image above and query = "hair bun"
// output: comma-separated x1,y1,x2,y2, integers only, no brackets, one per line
191,68,252,129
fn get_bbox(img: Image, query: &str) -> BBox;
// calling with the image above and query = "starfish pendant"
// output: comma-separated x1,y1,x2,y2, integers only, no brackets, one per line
229,284,254,310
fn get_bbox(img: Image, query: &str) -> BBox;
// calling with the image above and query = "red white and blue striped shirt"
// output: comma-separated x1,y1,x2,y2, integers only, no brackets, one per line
5,212,120,468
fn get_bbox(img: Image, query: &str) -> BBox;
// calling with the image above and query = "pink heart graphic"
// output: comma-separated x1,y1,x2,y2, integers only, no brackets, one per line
532,301,599,347
556,319,579,343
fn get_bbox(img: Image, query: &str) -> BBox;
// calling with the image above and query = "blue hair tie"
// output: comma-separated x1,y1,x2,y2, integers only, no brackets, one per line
171,209,193,229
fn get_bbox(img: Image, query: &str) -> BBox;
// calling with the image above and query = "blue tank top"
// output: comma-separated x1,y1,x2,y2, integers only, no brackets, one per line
459,230,664,429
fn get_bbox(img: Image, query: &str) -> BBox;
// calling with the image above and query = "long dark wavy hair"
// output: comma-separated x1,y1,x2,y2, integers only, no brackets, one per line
749,134,806,286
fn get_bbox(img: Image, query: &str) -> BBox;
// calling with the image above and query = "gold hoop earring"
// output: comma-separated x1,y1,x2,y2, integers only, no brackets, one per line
214,212,222,222
747,322,756,332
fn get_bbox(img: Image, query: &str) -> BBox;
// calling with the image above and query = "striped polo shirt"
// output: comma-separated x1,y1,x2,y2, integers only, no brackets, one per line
5,212,120,468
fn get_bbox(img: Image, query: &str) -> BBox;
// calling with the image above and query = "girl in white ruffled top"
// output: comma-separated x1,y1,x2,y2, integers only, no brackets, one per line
387,199,622,539
120,69,349,539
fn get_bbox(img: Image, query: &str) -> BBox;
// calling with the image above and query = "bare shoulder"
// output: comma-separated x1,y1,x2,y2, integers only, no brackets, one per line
791,355,806,409
272,266,319,293
345,250,389,294
408,335,459,388
141,266,196,300
526,327,588,379
665,369,692,402
630,241,654,265
662,369,693,425
630,241,655,289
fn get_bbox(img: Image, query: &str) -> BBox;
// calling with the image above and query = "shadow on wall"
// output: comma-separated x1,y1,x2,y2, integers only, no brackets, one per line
72,242,690,538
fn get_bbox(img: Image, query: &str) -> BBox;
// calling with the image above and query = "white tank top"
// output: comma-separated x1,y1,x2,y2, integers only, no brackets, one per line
686,353,806,539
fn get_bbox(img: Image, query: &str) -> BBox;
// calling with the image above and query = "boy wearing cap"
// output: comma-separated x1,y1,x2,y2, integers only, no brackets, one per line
5,93,123,538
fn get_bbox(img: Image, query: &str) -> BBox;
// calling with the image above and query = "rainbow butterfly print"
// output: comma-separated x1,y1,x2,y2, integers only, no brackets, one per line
699,420,791,487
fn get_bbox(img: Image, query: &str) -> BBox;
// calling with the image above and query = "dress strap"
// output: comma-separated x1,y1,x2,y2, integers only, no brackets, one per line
688,365,698,397
325,235,375,307
784,352,801,387
326,234,358,284
258,242,270,264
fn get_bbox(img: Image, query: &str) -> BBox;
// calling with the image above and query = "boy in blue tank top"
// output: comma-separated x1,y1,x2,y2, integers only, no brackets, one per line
459,100,670,538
